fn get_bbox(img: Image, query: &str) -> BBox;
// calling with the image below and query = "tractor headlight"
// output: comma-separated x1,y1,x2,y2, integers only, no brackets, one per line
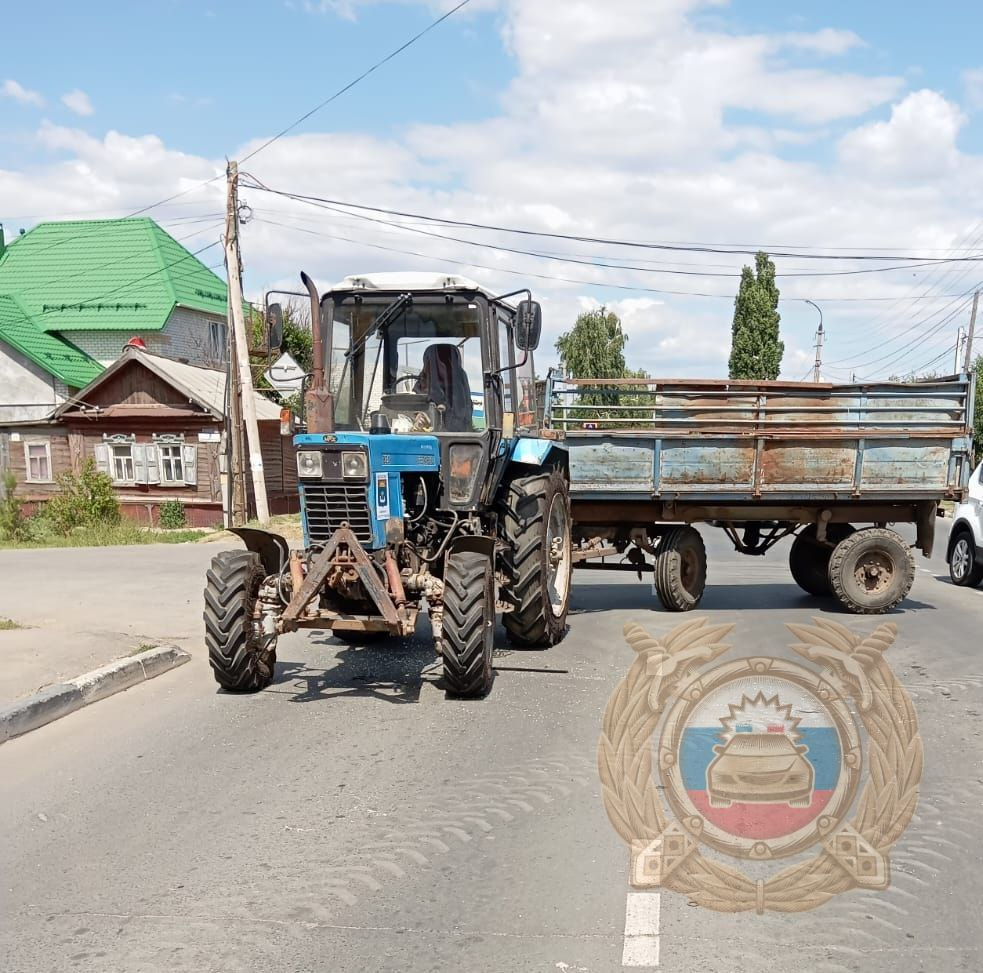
296,450,323,478
448,444,483,504
341,451,368,479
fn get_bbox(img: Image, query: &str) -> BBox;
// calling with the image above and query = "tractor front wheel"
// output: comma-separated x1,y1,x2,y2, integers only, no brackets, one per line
441,550,495,698
204,551,277,692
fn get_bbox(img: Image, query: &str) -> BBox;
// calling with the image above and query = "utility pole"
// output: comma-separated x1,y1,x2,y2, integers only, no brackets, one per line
953,326,965,375
224,160,270,525
965,289,978,373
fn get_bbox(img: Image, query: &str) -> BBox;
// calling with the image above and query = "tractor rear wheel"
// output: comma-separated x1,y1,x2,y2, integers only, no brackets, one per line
204,551,277,692
828,527,915,614
789,524,856,597
499,468,571,648
441,550,495,698
653,526,707,611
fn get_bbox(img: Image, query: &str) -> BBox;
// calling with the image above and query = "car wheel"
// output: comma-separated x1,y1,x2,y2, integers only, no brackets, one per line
950,530,983,587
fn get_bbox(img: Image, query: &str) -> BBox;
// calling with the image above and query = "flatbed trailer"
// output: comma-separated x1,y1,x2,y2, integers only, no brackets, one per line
545,373,976,613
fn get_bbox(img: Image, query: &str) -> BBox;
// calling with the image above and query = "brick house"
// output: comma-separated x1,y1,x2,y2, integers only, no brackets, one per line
0,218,229,423
5,345,298,527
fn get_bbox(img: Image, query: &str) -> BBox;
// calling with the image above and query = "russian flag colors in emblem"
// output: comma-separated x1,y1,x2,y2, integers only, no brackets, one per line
678,676,843,840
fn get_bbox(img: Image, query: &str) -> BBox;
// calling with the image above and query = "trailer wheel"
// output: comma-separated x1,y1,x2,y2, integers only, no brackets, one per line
441,550,494,698
204,551,276,692
499,468,571,648
828,527,915,614
789,524,856,597
654,526,707,612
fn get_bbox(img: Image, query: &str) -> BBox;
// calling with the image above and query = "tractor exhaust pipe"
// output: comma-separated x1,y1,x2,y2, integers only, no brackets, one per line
300,271,335,434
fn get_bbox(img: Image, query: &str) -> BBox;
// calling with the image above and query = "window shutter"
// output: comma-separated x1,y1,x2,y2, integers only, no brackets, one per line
93,443,111,476
146,445,160,485
183,444,198,486
133,444,148,484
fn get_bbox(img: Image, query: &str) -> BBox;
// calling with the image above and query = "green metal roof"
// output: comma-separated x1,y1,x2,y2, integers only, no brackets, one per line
0,294,103,388
0,217,227,333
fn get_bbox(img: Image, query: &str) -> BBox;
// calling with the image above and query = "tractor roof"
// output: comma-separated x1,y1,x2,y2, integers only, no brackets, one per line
327,272,506,304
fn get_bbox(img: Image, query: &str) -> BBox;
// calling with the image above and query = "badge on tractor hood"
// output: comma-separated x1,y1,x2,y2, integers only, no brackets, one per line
597,617,922,914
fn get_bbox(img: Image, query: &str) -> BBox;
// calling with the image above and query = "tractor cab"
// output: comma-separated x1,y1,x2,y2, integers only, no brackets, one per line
317,272,540,440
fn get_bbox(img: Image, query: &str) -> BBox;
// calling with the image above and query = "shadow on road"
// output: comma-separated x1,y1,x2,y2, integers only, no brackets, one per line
568,582,936,615
268,636,438,703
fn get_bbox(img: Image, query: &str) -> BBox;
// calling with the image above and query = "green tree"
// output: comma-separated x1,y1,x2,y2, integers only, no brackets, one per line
728,251,784,380
554,308,650,425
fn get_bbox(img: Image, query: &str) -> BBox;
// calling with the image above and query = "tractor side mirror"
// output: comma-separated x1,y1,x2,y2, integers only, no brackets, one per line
266,302,284,351
515,299,542,352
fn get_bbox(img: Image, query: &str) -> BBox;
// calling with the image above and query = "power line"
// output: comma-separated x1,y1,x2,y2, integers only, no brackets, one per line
242,182,973,282
239,0,473,166
240,179,983,265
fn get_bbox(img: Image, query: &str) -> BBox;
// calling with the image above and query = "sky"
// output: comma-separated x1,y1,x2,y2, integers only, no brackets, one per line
2,0,983,381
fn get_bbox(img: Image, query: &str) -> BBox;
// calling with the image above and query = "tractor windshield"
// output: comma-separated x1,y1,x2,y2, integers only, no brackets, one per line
326,295,486,433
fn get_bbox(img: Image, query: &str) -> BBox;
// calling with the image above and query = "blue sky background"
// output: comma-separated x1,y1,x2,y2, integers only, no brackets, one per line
2,1,983,379
2,1,980,166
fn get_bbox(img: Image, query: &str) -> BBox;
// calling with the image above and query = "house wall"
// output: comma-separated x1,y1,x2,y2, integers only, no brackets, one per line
68,307,228,368
2,425,71,499
4,418,298,527
0,342,66,422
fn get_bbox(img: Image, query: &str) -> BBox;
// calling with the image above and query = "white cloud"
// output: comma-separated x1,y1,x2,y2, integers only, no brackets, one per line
963,67,983,110
4,1,983,381
1,79,44,108
838,89,967,179
61,89,94,116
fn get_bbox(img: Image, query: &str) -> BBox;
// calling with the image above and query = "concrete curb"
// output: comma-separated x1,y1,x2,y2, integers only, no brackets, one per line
0,645,190,745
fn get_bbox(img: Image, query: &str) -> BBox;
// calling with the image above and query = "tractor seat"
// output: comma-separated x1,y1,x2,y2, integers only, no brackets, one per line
413,344,473,431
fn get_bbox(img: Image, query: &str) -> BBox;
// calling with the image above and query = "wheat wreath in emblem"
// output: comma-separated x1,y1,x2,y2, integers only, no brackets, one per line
597,616,922,914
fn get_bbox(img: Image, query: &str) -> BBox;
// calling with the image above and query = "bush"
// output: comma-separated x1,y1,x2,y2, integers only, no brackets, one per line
42,459,120,535
159,499,186,530
0,470,25,541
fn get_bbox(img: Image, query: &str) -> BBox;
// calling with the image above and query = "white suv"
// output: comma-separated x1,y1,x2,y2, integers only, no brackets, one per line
947,460,983,587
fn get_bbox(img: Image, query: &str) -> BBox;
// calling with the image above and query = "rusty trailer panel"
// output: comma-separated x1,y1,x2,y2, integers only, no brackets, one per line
548,373,975,505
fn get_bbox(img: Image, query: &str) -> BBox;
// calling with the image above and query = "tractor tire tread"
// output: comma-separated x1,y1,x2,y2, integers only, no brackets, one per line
203,550,275,693
442,551,493,698
499,468,569,648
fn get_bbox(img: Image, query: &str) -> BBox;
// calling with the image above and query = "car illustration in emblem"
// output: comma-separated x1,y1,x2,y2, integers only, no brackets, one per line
706,732,814,808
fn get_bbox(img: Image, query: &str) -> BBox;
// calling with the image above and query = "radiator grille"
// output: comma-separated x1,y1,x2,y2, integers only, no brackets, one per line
303,484,373,545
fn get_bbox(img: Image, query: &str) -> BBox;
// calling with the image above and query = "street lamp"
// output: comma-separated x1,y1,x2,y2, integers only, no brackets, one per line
804,299,824,382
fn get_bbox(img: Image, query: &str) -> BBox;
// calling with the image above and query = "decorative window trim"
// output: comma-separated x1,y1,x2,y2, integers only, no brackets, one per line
23,438,53,483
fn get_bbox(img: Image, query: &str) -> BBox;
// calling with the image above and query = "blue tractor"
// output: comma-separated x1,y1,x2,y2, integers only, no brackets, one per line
204,272,571,698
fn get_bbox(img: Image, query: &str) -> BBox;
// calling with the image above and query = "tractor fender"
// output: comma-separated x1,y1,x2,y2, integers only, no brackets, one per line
445,534,497,565
508,438,568,473
228,527,290,576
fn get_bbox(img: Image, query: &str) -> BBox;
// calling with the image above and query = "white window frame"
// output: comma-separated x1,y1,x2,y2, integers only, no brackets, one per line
159,443,185,484
23,439,53,483
111,443,136,485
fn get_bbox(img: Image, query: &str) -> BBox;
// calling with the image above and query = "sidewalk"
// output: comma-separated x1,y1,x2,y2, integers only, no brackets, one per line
0,541,229,703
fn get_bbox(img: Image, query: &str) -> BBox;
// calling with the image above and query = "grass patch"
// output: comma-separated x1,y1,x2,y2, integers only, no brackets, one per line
0,522,207,550
0,618,26,630
130,643,158,655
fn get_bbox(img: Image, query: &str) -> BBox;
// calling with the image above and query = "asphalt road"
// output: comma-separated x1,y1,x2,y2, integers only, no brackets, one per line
2,522,982,973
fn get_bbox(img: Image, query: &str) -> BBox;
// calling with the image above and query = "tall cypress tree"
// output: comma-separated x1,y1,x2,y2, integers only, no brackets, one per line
728,251,784,380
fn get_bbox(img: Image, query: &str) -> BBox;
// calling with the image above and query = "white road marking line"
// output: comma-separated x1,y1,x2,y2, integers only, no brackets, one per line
622,891,660,967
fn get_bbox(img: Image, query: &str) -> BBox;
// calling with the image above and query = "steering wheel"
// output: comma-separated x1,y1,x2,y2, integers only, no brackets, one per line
393,374,420,393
